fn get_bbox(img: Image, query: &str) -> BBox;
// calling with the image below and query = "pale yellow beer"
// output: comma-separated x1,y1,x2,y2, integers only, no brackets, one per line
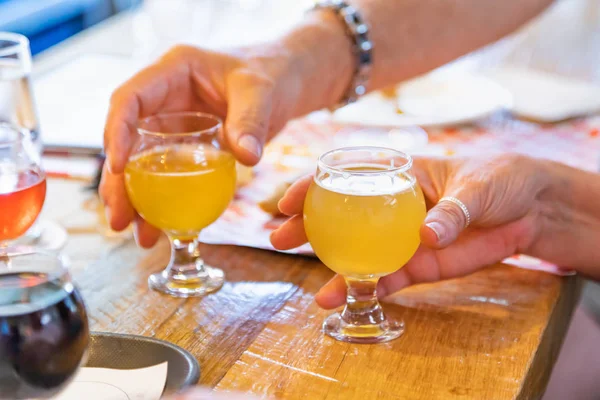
304,165,426,277
125,144,236,239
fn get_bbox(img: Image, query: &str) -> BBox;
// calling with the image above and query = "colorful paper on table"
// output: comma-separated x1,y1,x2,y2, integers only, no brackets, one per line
53,362,168,400
200,114,600,276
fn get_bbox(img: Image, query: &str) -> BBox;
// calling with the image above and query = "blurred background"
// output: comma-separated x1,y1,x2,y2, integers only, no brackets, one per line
1,0,596,155
0,1,599,398
0,0,142,55
0,0,311,57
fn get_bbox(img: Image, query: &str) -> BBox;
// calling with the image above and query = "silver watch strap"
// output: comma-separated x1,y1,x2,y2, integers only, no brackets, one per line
312,0,373,109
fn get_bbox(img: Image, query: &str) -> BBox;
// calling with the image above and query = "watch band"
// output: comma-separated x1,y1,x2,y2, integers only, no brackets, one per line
312,0,373,109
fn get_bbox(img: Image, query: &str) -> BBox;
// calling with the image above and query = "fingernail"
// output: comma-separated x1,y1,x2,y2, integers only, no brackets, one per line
132,225,141,247
105,155,115,174
237,134,262,159
376,281,388,298
104,206,111,224
426,221,446,242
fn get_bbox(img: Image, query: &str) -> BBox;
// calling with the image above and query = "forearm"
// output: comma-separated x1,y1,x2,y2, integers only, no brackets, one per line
349,0,554,89
274,0,554,115
539,161,600,279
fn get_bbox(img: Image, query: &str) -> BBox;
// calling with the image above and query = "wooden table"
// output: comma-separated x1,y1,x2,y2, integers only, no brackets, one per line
44,178,579,400
37,0,598,398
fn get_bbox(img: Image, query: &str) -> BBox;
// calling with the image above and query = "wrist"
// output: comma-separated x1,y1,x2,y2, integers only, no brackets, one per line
271,10,355,116
534,158,566,223
228,7,358,124
537,158,578,208
230,42,303,129
534,158,600,276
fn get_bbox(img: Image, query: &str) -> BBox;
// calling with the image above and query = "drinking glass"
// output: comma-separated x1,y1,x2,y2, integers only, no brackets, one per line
0,33,38,144
0,123,45,251
0,32,67,250
304,146,426,343
124,112,236,297
0,250,89,399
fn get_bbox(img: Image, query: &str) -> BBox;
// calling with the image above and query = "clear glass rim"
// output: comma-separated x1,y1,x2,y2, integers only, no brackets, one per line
137,111,223,138
0,32,29,58
0,248,70,289
317,146,413,176
0,122,25,149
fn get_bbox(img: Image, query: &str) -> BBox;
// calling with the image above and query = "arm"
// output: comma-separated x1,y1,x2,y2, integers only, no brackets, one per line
276,0,555,115
101,0,555,246
537,161,600,279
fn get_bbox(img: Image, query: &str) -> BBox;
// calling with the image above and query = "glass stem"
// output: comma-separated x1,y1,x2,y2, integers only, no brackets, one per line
166,236,207,282
340,277,386,326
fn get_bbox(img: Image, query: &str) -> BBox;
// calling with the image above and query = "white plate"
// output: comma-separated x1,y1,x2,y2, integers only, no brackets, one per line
331,126,429,152
332,74,512,128
487,67,600,122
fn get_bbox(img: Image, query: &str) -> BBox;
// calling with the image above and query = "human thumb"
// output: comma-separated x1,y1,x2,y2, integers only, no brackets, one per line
422,195,479,249
225,69,274,166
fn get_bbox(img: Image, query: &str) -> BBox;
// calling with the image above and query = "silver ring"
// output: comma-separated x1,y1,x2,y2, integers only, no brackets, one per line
439,196,471,228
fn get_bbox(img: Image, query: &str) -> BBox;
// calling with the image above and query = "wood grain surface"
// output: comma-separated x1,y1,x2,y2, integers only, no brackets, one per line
44,177,580,400
37,0,599,398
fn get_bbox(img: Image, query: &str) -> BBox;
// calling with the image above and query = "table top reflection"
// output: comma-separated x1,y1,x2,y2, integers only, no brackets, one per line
36,0,599,398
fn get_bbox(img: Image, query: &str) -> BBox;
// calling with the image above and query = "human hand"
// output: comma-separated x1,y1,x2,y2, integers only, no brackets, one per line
270,155,564,308
100,44,300,247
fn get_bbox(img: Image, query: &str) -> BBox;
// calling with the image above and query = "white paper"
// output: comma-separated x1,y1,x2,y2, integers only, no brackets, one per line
53,362,168,400
42,155,99,178
34,54,149,151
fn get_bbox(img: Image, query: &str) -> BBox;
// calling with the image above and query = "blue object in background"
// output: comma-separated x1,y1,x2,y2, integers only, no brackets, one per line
0,0,141,55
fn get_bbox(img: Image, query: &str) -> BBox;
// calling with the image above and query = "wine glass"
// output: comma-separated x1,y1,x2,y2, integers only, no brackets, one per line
0,250,89,399
303,147,426,343
0,32,67,251
124,112,237,297
0,123,45,251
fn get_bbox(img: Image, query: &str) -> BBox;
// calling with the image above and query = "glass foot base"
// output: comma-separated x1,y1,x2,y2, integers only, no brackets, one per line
323,311,405,344
148,265,225,298
13,220,68,251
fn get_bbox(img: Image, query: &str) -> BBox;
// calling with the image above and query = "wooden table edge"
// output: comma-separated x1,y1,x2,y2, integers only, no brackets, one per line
517,274,582,400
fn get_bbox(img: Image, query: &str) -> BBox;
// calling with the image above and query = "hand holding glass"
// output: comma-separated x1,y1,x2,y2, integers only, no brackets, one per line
304,147,426,343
